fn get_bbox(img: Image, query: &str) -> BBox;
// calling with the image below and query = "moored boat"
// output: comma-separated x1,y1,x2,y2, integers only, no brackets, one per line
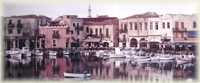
64,72,91,78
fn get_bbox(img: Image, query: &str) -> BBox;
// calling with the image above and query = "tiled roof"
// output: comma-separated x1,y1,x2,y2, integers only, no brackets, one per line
123,12,159,20
6,15,51,19
81,17,118,25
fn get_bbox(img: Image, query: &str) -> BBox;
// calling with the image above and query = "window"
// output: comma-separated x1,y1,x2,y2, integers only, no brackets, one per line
41,40,45,48
86,27,89,33
167,22,170,29
52,30,60,38
77,30,80,35
140,22,142,30
90,28,93,34
95,28,98,36
17,20,22,34
123,35,126,41
155,22,158,30
145,22,148,30
193,21,196,28
8,20,12,24
66,42,68,48
150,22,153,30
106,28,109,37
162,22,165,29
129,22,133,30
100,28,102,35
121,24,123,29
53,40,56,47
175,22,179,29
134,22,137,30
181,22,184,29
17,28,21,34
17,20,23,28
66,27,70,34
77,23,79,27
8,29,13,34
71,31,73,34
73,23,76,27
124,26,128,32
124,23,127,32
66,38,69,48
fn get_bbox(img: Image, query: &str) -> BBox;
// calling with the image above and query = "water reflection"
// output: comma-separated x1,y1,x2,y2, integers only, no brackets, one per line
4,52,196,81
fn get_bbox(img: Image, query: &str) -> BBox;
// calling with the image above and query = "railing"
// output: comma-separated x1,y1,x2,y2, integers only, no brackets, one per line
173,28,187,32
7,24,15,28
119,29,128,33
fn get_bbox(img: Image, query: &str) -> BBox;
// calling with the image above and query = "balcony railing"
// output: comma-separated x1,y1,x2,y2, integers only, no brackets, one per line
173,28,187,32
7,24,15,28
119,29,128,33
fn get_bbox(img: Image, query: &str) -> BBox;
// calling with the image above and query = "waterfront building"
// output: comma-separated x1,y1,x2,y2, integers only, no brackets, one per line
170,14,198,51
3,15,51,50
118,12,197,51
39,15,85,49
81,15,119,48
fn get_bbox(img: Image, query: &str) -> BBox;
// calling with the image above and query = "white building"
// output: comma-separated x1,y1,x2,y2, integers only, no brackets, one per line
119,12,197,50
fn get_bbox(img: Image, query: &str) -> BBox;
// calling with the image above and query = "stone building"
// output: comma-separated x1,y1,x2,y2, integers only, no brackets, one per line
81,16,119,48
119,12,197,50
39,15,85,49
3,15,51,50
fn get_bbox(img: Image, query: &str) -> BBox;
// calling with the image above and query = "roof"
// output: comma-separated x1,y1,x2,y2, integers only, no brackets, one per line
81,17,118,25
5,15,51,19
122,12,159,20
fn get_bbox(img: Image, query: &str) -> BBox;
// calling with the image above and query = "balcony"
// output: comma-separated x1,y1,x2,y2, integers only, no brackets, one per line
52,32,60,39
7,24,15,28
119,29,128,33
173,28,187,32
22,32,31,37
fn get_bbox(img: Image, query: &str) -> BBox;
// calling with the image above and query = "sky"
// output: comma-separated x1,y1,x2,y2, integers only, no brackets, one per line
2,0,198,19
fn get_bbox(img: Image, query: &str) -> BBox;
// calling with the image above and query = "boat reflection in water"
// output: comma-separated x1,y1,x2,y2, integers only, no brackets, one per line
82,58,195,81
4,49,196,81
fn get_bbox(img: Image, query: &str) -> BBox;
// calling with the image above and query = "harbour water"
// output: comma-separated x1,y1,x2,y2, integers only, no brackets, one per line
4,48,196,81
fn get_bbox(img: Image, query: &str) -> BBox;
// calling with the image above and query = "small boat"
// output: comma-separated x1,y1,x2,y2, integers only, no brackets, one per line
110,54,126,58
100,54,110,60
49,51,57,56
176,58,190,65
159,55,175,60
63,50,70,55
150,54,160,61
64,72,91,78
134,57,151,63
176,55,193,64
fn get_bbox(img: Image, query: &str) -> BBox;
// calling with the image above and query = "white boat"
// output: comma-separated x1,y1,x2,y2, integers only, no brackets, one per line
159,55,175,60
110,54,126,58
133,55,149,59
6,49,20,55
64,72,91,78
135,57,151,62
176,54,193,64
49,51,57,56
21,47,29,54
150,55,160,61
100,54,109,60
63,50,70,55
176,58,190,65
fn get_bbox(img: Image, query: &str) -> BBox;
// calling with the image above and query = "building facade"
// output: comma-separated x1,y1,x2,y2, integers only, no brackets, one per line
81,16,119,48
39,15,85,49
119,12,197,50
4,15,51,50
